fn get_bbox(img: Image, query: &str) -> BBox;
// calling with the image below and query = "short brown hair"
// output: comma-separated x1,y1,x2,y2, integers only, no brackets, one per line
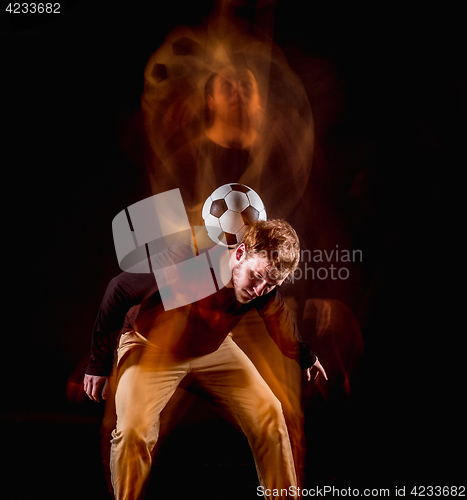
241,219,300,280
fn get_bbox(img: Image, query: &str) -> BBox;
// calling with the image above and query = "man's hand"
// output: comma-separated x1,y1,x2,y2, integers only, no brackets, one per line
83,374,109,402
306,358,328,382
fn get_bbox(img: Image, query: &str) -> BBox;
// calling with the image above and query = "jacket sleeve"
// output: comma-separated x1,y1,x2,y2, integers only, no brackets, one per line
85,272,157,376
85,242,196,376
256,290,317,370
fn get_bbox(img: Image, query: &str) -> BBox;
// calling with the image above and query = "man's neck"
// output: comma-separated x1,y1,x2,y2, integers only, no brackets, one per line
205,123,257,149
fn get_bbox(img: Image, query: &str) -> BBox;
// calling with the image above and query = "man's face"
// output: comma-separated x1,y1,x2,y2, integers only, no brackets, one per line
231,246,288,304
207,66,261,126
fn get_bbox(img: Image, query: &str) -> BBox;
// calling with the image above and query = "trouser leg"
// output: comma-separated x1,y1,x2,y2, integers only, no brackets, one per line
191,335,298,499
110,334,189,500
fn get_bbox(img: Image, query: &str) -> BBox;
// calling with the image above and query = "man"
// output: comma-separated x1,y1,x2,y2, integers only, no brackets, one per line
84,219,327,499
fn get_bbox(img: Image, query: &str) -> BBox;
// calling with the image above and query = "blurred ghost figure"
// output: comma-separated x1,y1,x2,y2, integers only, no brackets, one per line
301,298,363,405
140,18,314,225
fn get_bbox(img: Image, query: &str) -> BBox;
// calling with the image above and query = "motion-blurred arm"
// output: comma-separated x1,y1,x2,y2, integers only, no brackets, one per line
256,290,327,381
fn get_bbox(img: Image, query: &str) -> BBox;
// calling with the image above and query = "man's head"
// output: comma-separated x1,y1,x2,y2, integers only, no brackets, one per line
229,219,300,304
204,65,261,130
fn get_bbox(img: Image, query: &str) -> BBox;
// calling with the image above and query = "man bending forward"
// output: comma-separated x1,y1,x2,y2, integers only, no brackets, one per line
84,219,327,499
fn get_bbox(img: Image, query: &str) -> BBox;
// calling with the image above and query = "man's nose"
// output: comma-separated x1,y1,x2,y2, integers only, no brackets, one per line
231,81,244,98
253,281,268,296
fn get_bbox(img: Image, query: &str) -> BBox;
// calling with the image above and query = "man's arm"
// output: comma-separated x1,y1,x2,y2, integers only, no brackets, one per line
85,272,157,377
84,241,197,401
83,273,156,402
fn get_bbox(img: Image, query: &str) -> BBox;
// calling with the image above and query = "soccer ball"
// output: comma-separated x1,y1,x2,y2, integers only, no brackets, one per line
202,183,267,247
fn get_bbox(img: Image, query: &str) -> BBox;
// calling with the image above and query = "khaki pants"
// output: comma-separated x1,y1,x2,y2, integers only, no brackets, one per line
110,331,298,499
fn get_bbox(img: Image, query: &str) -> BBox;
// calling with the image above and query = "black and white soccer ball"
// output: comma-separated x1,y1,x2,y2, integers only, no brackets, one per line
202,183,267,247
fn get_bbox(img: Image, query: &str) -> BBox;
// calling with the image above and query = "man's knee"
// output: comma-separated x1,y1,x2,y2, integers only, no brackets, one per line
249,394,288,437
111,422,159,452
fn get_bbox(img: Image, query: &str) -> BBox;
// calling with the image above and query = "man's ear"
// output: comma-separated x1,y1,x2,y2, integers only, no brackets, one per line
207,95,214,110
235,243,246,262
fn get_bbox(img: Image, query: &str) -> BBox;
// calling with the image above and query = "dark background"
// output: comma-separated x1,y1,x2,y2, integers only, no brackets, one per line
2,1,465,498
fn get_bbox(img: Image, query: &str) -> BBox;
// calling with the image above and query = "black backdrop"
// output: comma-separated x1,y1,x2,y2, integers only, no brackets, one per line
2,2,465,498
